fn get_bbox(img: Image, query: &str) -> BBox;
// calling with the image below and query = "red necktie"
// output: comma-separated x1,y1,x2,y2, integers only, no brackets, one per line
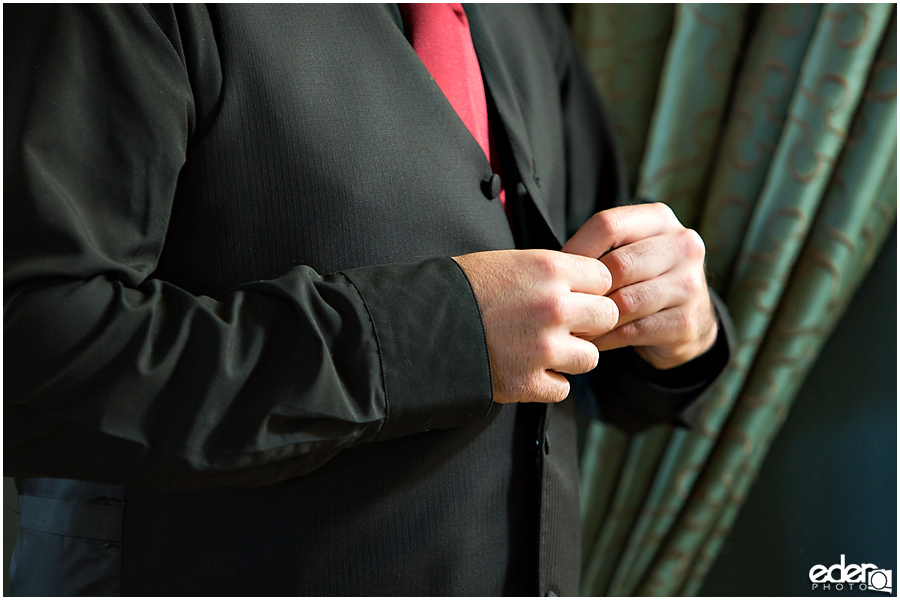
400,3,506,209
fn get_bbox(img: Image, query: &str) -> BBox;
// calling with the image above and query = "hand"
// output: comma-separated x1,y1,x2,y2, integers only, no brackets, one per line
452,250,619,404
562,203,718,370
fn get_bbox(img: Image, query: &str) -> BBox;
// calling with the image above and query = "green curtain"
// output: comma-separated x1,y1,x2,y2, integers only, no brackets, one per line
571,4,897,596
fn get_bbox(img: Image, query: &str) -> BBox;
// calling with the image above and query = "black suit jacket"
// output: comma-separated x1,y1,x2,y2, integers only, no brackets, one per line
4,4,731,595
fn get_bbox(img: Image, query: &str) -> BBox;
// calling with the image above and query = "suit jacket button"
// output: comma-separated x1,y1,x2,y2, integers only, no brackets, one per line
516,181,528,197
482,173,502,200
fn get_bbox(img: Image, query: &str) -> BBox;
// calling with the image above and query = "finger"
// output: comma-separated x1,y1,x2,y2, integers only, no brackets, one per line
601,228,705,293
561,203,682,259
592,307,684,353
609,271,690,327
567,292,619,337
536,370,571,403
556,253,612,296
547,335,601,376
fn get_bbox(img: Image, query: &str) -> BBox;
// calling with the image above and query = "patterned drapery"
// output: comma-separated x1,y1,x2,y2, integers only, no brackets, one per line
571,4,897,595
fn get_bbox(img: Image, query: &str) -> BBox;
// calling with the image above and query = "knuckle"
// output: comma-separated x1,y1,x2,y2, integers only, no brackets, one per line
535,251,560,279
680,228,706,260
654,202,678,223
539,293,568,325
614,288,638,317
619,320,640,339
591,210,621,240
682,271,705,295
605,250,633,281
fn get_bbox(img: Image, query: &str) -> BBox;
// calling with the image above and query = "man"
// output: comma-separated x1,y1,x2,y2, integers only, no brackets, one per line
4,4,731,595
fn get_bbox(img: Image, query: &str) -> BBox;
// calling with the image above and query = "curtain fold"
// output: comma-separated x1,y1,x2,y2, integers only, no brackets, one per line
572,4,897,595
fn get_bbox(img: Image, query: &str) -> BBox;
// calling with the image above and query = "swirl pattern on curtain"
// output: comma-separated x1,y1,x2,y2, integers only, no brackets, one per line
571,4,897,595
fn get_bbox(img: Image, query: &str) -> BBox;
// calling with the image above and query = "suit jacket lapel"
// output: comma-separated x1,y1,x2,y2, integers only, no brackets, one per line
464,3,564,247
382,2,403,31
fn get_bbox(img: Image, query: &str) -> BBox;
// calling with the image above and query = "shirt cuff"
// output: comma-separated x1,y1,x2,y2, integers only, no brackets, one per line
342,257,494,441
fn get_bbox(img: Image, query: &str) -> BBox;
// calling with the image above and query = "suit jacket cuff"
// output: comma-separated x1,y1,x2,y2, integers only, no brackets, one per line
342,257,494,441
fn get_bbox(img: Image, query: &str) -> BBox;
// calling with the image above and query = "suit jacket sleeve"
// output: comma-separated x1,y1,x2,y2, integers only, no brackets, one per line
3,4,493,489
541,5,734,432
